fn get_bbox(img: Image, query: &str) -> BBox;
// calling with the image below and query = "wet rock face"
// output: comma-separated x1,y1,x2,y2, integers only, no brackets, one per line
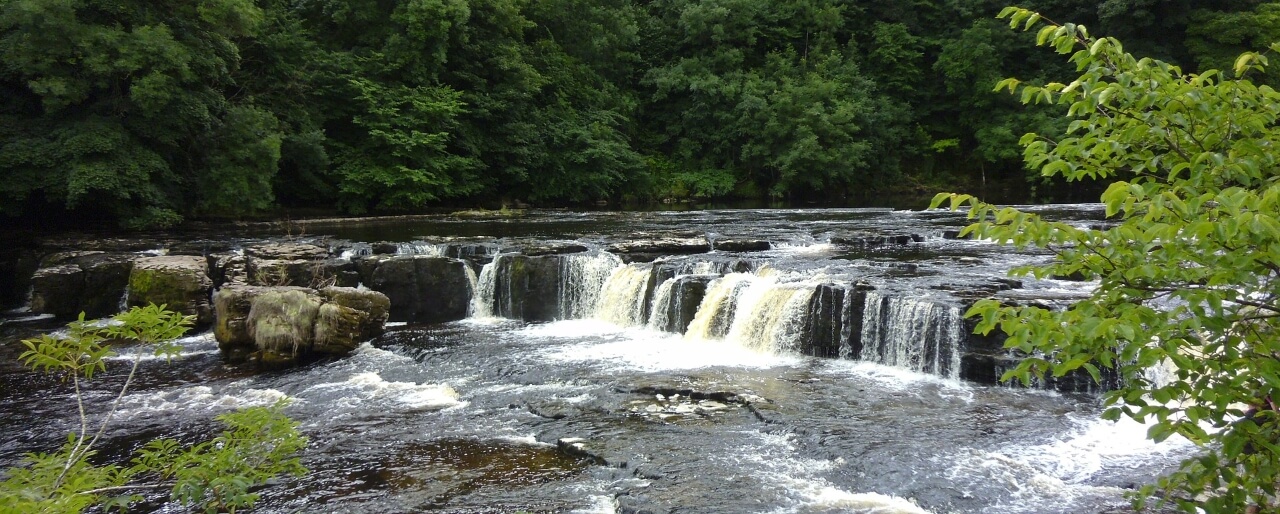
651,275,713,334
213,284,389,366
487,255,563,322
367,256,472,323
128,256,214,325
29,265,84,318
802,284,865,359
29,252,135,319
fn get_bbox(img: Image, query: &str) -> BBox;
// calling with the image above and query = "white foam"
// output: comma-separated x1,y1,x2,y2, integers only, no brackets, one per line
770,242,837,256
941,415,1195,511
302,371,461,411
117,386,290,418
788,489,932,514
570,495,620,514
105,332,220,361
998,415,1192,483
527,320,800,371
725,431,931,514
819,359,972,396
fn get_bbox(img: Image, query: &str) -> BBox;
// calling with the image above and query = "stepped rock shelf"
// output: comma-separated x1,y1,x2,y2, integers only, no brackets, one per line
5,206,1109,390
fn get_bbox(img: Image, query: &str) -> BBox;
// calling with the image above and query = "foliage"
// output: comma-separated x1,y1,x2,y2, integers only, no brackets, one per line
0,305,307,513
4,0,1280,224
934,7,1280,512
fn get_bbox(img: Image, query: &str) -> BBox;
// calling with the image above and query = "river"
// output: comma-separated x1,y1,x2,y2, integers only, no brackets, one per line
0,207,1192,513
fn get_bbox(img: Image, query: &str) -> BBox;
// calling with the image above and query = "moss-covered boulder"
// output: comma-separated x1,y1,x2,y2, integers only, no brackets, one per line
213,285,314,361
213,284,389,366
312,303,372,355
247,289,322,364
128,256,214,325
320,286,390,340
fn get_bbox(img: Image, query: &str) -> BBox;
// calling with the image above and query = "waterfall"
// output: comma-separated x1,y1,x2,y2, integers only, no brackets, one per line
463,264,483,317
471,256,501,318
595,264,654,327
859,291,965,379
683,274,752,339
557,253,622,319
837,290,858,359
723,281,816,354
646,279,676,331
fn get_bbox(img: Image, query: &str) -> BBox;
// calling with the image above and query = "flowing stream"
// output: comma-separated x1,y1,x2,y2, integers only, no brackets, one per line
0,207,1192,513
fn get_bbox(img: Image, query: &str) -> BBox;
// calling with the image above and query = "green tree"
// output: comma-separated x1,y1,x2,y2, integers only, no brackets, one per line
0,305,306,513
935,8,1280,512
0,0,287,227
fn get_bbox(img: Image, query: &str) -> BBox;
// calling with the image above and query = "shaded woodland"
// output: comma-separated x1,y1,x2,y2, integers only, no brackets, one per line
2,0,1275,227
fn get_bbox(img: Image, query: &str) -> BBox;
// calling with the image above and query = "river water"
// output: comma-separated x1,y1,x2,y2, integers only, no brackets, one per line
0,207,1193,513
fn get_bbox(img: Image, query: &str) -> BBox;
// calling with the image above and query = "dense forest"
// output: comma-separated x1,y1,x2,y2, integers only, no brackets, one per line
1,0,1276,228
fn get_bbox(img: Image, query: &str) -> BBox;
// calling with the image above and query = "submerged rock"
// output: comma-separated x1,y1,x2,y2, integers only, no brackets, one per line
607,238,711,256
521,243,590,257
713,239,771,252
127,256,214,325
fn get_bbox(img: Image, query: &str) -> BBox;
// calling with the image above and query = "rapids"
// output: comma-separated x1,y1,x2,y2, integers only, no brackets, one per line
0,207,1192,513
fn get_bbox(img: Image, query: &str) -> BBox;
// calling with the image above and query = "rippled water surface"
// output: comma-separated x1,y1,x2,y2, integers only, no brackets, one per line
0,207,1192,513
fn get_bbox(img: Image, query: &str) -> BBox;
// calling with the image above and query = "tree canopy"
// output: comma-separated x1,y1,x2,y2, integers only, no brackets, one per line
2,0,1279,227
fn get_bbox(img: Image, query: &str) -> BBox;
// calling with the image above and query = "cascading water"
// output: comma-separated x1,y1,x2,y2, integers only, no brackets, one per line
859,291,965,379
557,253,621,319
399,242,447,256
683,274,752,340
594,264,654,327
722,280,816,354
837,290,859,359
470,258,499,318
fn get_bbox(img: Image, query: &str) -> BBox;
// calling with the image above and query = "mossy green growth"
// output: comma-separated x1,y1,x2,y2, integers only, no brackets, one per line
247,290,320,356
128,267,194,308
312,303,368,354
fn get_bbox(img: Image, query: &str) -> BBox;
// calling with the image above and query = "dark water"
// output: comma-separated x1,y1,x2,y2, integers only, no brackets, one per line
0,206,1191,513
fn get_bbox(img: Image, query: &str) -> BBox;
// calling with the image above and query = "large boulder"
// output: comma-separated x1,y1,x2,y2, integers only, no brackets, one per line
29,252,135,319
367,256,472,323
213,284,390,366
29,265,84,318
213,285,314,360
316,287,390,352
240,243,356,289
127,256,214,324
207,251,248,287
248,290,322,365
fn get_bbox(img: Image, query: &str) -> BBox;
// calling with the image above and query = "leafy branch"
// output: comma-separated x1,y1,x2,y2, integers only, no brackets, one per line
0,304,307,513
